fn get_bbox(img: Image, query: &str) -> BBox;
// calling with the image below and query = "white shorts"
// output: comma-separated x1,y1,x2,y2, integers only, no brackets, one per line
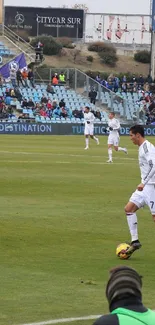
84,124,94,136
108,134,120,146
129,184,155,214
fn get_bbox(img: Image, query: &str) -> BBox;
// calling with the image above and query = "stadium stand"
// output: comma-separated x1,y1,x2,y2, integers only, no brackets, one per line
0,68,154,125
0,83,109,123
0,41,15,57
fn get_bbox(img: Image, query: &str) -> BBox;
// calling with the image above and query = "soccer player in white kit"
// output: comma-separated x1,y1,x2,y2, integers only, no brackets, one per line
84,106,99,150
124,125,155,256
107,112,127,162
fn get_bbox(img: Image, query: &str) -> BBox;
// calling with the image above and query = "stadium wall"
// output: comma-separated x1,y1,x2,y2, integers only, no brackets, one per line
0,123,155,135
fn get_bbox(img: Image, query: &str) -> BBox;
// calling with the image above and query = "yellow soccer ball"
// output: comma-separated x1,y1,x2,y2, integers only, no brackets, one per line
116,243,131,260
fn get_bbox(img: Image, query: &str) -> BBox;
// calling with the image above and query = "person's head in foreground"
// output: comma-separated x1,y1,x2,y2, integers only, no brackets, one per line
109,112,115,120
93,266,155,325
129,125,145,146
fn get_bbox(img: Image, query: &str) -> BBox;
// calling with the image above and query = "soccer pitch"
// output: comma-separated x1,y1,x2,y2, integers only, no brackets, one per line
1,135,155,325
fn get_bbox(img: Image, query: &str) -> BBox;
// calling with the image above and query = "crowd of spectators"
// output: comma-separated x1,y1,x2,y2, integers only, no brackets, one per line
0,70,71,121
91,72,155,124
0,67,155,124
137,90,155,124
93,73,153,93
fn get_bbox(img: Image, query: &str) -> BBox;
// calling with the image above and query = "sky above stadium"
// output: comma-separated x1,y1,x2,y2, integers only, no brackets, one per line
4,0,151,15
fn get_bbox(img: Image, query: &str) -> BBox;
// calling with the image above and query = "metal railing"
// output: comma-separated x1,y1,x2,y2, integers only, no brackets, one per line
34,67,127,118
3,25,35,62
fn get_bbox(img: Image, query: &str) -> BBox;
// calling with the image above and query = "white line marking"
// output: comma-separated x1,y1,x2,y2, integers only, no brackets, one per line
0,160,133,165
18,311,155,325
0,150,137,161
1,160,42,163
20,315,102,325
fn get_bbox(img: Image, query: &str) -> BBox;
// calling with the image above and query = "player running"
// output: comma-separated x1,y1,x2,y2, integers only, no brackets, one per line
107,112,127,162
125,125,155,256
84,106,99,150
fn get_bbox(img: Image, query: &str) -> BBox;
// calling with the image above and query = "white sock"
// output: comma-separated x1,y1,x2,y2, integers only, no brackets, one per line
108,148,112,160
93,136,98,142
118,147,126,152
85,138,89,147
126,213,138,242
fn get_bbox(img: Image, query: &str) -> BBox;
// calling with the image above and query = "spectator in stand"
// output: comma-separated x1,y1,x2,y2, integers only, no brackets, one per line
16,69,24,87
146,74,152,84
122,75,127,83
131,74,137,83
22,98,28,108
60,107,68,118
121,82,127,92
52,73,59,80
138,74,145,86
10,68,17,88
14,87,22,102
46,84,55,94
0,98,6,110
59,98,66,108
59,71,66,84
33,103,40,116
101,79,106,87
114,77,120,92
5,88,10,97
148,99,155,113
144,82,150,92
0,74,3,88
65,106,72,118
127,82,132,92
52,74,59,86
28,68,35,88
53,106,61,117
41,96,48,104
145,91,150,102
72,108,83,119
95,73,101,83
40,107,47,117
89,87,97,105
132,82,138,93
10,89,16,98
47,99,52,110
52,100,58,110
94,109,101,120
27,98,35,108
22,69,29,88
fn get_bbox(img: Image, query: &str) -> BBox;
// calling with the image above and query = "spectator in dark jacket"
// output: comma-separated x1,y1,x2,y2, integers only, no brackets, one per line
16,69,24,87
27,98,35,108
89,88,97,105
22,98,28,108
41,96,48,104
14,87,22,102
46,84,55,94
138,75,145,86
59,99,66,108
28,69,35,88
93,266,155,325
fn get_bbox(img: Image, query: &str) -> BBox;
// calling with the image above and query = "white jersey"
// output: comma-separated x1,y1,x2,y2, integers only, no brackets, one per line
84,112,95,125
108,118,120,136
139,140,155,185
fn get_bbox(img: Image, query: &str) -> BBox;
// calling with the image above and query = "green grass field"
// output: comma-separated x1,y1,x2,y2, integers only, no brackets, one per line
1,135,155,325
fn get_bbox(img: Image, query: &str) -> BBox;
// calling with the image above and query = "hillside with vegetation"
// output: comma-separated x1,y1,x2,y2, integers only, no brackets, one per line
31,36,150,77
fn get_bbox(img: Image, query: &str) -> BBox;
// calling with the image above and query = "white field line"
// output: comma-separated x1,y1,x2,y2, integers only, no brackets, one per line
18,311,155,325
0,160,133,165
0,150,137,161
20,315,102,325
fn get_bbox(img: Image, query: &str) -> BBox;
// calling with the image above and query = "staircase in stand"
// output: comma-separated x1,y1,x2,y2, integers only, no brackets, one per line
0,26,36,67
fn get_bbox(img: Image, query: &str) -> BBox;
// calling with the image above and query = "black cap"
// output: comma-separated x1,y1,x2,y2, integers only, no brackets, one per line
106,266,142,307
